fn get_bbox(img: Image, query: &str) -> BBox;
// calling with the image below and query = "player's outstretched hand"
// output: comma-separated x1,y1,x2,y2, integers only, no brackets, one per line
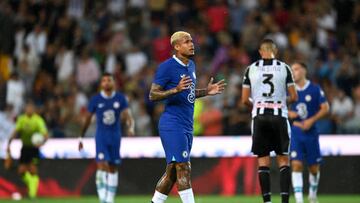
207,77,226,95
176,76,192,92
78,140,83,151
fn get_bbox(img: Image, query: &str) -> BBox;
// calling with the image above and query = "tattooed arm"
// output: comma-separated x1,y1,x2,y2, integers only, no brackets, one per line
149,76,192,101
196,78,226,98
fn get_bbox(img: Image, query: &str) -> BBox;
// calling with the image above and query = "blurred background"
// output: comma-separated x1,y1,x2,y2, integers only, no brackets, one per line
0,0,360,199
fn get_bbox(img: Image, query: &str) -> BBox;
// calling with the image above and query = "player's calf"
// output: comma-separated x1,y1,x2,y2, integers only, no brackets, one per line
175,162,195,203
152,163,177,203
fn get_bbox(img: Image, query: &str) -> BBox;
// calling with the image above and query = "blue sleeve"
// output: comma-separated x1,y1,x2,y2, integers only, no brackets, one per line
120,94,129,111
88,96,97,113
153,63,170,87
317,86,327,104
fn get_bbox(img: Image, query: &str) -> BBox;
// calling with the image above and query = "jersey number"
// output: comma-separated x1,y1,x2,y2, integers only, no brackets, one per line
262,74,274,97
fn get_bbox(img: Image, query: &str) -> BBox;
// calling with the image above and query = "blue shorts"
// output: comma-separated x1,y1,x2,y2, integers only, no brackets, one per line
159,127,193,164
290,127,322,166
95,134,121,165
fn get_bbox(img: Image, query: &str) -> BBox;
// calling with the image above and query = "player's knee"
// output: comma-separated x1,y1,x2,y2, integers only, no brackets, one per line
308,165,319,174
175,162,191,189
291,160,303,171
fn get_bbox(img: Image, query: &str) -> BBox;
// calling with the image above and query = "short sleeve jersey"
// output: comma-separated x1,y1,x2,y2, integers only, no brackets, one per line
153,55,197,132
290,81,327,133
15,114,48,146
88,91,129,137
243,59,295,118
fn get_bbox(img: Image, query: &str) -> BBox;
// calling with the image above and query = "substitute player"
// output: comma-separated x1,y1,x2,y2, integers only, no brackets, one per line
6,101,49,199
79,73,134,203
149,31,225,203
242,39,298,203
289,62,329,203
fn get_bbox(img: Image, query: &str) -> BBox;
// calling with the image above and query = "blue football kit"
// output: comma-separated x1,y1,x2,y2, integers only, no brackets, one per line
153,55,196,163
88,91,129,165
290,81,327,165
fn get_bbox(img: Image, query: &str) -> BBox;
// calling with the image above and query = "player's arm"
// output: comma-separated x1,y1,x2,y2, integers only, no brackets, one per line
121,108,135,136
196,77,226,98
149,76,192,101
241,86,253,108
78,111,93,151
286,85,298,105
299,102,329,130
6,129,18,156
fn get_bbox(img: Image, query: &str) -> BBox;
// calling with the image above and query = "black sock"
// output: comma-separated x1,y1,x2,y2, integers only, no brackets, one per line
279,165,290,203
258,166,271,202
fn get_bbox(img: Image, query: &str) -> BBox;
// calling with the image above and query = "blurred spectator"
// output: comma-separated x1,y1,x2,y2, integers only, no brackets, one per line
76,49,100,93
5,73,25,115
342,85,360,134
25,24,47,56
0,0,359,136
199,98,223,136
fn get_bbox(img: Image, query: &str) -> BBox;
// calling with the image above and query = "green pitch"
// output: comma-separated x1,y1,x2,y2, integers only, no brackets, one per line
2,195,360,203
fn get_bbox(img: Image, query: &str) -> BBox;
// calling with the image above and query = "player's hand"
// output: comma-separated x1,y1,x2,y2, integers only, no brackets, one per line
78,141,84,151
288,111,298,119
207,78,226,95
302,118,315,130
176,76,192,92
127,128,135,137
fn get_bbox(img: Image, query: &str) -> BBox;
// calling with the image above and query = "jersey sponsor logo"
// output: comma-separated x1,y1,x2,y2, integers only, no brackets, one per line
113,101,120,109
182,150,188,158
255,102,283,109
305,94,312,102
187,82,195,103
296,103,308,120
98,103,105,108
103,110,116,125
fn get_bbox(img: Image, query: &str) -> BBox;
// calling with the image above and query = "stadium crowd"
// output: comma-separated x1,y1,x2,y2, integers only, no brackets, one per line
0,0,359,138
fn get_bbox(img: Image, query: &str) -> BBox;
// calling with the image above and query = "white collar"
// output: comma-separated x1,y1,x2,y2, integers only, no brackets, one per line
173,55,188,67
101,91,116,99
296,80,310,91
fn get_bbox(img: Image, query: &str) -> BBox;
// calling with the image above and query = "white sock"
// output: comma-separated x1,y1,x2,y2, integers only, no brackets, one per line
178,188,195,203
309,172,320,198
151,190,168,203
96,170,107,202
105,172,118,203
292,172,304,202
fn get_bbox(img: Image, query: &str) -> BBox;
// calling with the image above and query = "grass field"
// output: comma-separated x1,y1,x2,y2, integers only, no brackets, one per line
1,195,360,203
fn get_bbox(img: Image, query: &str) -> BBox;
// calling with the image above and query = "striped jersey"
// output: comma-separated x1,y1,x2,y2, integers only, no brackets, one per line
243,59,295,118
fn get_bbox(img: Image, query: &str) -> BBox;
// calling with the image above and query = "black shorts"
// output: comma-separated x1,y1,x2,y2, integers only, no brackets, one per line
20,146,40,164
251,115,290,157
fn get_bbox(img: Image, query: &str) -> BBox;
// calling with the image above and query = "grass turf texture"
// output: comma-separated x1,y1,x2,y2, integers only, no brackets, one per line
2,195,360,203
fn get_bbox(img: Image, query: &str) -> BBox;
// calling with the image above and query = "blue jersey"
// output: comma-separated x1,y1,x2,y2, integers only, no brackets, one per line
88,91,129,138
290,81,327,134
153,56,197,132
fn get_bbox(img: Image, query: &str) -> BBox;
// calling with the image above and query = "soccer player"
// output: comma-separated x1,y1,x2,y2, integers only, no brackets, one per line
289,62,329,203
149,31,225,203
241,39,298,203
6,101,49,199
78,73,134,203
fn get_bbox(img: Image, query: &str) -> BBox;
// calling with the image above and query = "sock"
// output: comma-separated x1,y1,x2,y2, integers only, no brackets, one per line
96,170,107,202
309,172,320,198
151,190,168,203
292,172,303,202
22,172,39,198
105,172,118,203
178,188,195,203
258,166,271,203
279,166,290,203
28,174,39,198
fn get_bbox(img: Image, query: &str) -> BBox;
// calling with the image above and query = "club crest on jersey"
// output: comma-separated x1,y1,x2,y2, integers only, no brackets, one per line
182,151,188,158
98,103,104,108
305,95,312,102
180,74,186,78
113,102,120,109
98,153,104,160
